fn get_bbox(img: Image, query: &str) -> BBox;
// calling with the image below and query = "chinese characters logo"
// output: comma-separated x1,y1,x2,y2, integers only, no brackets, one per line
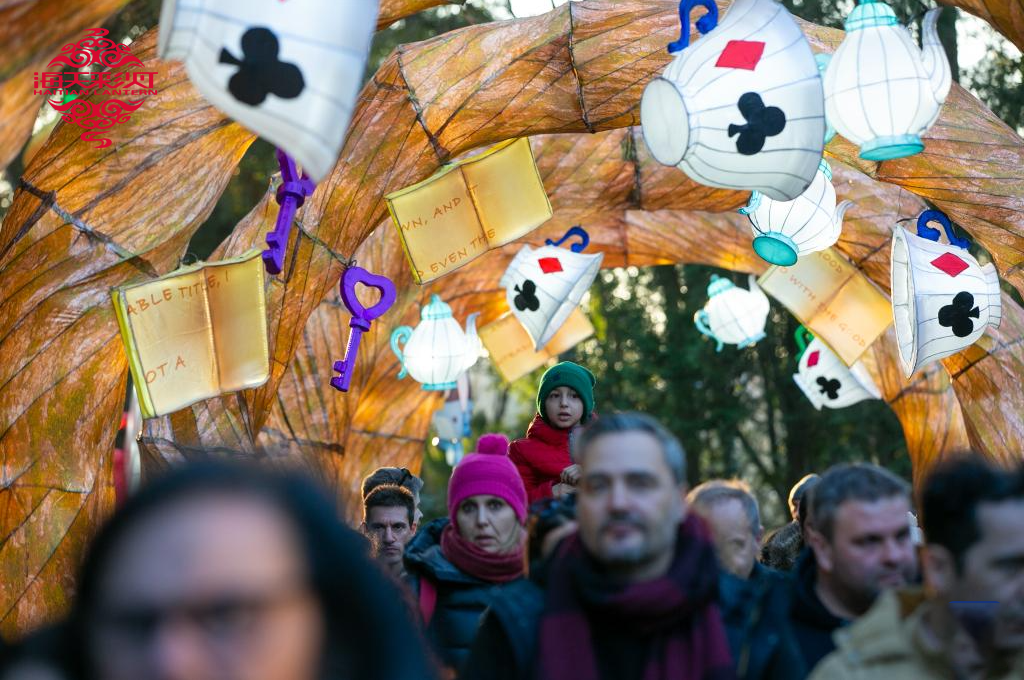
33,28,158,148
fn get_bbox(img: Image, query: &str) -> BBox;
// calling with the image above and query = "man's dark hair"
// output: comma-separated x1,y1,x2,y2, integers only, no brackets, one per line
789,473,820,520
573,411,686,484
809,463,910,540
361,467,423,500
922,455,1024,572
67,461,435,680
363,483,415,525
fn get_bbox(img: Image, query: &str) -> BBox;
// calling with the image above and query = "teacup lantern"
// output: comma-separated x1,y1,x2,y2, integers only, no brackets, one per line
891,210,1002,377
390,295,482,390
501,226,603,351
740,158,854,266
824,3,951,161
792,327,881,410
694,275,771,351
640,0,825,201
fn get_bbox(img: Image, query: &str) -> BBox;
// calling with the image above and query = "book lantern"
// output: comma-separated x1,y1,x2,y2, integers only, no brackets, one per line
112,250,270,418
157,0,377,181
823,3,951,161
386,138,553,284
479,308,595,383
792,327,881,410
500,226,603,351
891,210,1002,377
640,0,825,201
739,158,853,266
694,275,770,351
390,295,482,390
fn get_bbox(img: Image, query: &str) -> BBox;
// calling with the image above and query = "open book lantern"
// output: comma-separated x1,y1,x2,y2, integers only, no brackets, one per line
891,210,1002,377
386,138,553,284
112,250,270,418
390,295,482,391
479,308,595,383
694,275,770,351
792,327,881,410
823,3,950,161
640,0,825,201
500,226,603,351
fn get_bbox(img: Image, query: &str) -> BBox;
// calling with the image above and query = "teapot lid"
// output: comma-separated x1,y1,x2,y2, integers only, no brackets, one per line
707,275,736,298
845,0,899,31
421,294,453,320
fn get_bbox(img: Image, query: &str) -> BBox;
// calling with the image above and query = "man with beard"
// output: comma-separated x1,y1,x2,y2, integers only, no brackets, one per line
462,412,734,680
791,463,918,672
361,484,418,579
811,457,1024,679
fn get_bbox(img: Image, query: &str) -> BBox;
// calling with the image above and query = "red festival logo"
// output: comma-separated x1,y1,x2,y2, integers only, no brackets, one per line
33,28,158,148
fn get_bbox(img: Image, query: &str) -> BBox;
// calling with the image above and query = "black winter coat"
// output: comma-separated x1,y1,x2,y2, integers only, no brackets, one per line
788,550,849,672
404,518,526,675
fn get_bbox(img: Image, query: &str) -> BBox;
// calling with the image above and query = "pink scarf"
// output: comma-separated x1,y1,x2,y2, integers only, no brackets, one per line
440,521,525,583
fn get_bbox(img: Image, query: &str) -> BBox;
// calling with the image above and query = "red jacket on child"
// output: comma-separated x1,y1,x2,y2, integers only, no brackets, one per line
507,414,572,503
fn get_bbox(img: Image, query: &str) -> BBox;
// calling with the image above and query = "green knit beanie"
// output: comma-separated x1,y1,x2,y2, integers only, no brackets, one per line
537,361,597,425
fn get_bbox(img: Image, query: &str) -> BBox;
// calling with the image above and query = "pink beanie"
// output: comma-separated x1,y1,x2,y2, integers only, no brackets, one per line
447,433,527,524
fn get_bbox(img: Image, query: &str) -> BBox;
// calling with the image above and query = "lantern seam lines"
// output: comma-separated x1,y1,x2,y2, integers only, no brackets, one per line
567,3,595,134
395,44,448,162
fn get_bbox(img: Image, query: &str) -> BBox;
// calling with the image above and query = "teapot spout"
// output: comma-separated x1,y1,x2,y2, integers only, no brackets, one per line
920,8,952,109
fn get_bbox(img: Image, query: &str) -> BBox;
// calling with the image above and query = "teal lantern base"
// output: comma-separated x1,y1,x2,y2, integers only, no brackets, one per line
753,233,799,266
423,380,458,391
859,134,923,161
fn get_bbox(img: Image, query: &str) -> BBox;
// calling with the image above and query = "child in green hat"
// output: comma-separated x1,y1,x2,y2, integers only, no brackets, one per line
507,361,596,502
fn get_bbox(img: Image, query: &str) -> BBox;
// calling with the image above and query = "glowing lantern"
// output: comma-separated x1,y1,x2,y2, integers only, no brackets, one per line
793,327,881,410
640,0,825,201
739,159,854,266
891,210,1002,377
823,3,951,161
694,275,770,351
390,295,482,390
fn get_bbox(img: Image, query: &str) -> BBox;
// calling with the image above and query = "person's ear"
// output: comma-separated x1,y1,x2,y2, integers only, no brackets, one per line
360,521,368,535
411,522,419,534
922,544,956,595
805,524,834,572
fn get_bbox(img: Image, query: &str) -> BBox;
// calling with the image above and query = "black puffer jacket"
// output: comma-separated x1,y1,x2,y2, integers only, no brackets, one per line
404,518,525,674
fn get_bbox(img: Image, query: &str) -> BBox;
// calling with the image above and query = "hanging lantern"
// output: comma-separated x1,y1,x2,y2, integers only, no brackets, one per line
739,159,854,266
792,327,881,410
390,295,482,390
694,274,770,351
432,384,473,467
891,210,1002,377
500,226,603,351
640,0,825,201
823,4,951,161
157,0,378,181
479,308,595,383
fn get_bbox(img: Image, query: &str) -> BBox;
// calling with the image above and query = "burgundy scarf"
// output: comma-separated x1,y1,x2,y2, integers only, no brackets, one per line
536,514,735,680
439,521,525,583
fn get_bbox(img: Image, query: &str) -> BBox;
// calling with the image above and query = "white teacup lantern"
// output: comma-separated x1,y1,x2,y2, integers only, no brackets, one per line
739,158,854,266
694,274,771,351
824,2,951,161
501,226,603,351
640,0,825,201
891,210,1002,377
793,327,881,409
390,295,482,390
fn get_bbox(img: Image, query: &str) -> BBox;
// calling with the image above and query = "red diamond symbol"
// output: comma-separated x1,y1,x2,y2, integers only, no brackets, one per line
715,40,766,70
806,350,820,368
931,252,969,278
538,257,563,274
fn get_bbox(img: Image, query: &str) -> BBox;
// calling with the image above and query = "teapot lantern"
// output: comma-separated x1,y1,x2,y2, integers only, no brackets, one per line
824,2,951,161
694,275,771,351
390,295,482,390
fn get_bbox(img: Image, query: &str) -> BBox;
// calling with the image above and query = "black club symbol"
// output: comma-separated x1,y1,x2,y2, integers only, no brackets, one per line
938,291,981,338
816,377,841,400
513,280,540,312
727,92,787,156
219,27,305,106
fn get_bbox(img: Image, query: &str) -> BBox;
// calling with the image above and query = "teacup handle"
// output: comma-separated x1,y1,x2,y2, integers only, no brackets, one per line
545,225,590,252
668,0,719,54
916,209,970,250
794,326,814,358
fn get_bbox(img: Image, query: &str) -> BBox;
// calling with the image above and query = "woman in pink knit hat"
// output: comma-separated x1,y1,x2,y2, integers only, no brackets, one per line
404,433,527,677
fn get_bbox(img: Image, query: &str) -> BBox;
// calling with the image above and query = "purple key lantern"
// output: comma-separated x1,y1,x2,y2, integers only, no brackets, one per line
262,149,316,276
330,267,398,392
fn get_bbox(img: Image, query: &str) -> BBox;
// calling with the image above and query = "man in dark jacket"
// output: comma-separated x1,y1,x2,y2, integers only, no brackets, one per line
789,463,917,672
462,412,735,680
761,474,819,572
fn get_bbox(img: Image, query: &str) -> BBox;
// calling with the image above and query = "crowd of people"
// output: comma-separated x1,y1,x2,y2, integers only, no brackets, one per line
1,361,1022,680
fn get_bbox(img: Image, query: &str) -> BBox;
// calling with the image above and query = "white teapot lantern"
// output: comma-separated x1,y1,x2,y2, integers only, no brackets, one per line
640,0,825,201
824,3,951,161
739,158,854,266
891,210,1002,377
793,327,881,409
390,295,482,390
500,226,603,351
694,274,771,351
